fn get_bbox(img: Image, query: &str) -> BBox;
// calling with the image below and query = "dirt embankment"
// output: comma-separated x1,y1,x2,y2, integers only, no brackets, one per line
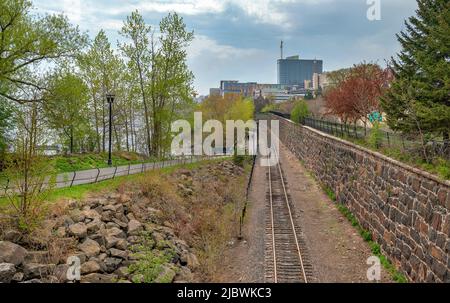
0,160,249,283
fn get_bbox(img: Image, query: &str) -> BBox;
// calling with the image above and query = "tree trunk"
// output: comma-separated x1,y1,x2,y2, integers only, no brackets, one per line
102,95,106,153
443,130,449,154
125,115,130,152
91,89,101,153
70,126,74,154
137,61,152,156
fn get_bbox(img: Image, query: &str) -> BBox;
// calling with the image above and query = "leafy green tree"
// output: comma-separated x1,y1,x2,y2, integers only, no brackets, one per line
79,30,127,153
119,11,153,156
44,72,89,154
381,0,450,142
0,0,87,103
291,100,310,124
150,13,195,157
120,11,195,157
368,121,383,149
225,97,255,121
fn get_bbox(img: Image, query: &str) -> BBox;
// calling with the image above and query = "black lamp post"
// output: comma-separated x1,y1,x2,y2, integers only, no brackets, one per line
106,93,115,166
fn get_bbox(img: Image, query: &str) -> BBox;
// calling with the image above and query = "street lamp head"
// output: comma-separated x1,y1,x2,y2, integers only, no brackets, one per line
106,93,115,103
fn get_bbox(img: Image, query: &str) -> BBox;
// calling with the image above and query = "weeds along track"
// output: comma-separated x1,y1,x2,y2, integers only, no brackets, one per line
264,149,316,283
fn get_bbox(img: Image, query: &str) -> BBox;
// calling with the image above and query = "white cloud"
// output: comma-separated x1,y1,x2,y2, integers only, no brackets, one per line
33,0,338,31
188,35,263,60
187,35,275,94
105,0,332,28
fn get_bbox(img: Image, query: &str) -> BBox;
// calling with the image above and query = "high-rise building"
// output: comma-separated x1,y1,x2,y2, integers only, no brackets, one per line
277,55,323,87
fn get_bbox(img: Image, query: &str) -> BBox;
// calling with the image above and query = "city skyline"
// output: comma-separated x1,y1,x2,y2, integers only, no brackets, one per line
32,0,418,95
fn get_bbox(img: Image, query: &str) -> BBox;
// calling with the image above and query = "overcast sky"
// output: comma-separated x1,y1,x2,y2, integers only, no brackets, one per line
32,0,418,95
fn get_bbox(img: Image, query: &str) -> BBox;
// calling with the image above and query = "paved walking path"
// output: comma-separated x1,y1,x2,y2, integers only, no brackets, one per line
2,156,215,196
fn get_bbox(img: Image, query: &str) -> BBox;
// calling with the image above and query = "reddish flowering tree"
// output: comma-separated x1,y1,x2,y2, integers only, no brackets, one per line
324,63,391,127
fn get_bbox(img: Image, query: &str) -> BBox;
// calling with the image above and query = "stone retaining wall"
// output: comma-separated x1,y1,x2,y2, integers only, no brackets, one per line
271,114,450,282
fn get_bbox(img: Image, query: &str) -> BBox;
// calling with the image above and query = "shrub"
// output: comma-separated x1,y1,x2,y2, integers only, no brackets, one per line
261,103,277,113
368,121,383,149
291,100,310,124
128,232,177,283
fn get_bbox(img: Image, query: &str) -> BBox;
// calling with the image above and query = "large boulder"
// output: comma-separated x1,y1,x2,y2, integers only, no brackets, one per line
180,252,199,270
25,251,49,264
68,223,87,239
86,220,102,234
108,248,127,259
112,218,127,229
82,209,101,221
0,263,16,283
127,220,143,236
114,266,129,279
154,265,176,283
78,239,101,257
105,227,126,239
0,241,28,266
23,263,56,279
53,264,69,283
69,209,86,223
105,236,120,249
104,257,122,273
115,239,128,250
81,260,101,275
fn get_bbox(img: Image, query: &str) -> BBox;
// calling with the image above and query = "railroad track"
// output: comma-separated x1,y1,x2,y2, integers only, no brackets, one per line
264,148,316,283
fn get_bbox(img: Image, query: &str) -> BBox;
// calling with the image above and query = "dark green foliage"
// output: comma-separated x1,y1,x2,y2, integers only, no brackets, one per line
368,121,383,149
232,154,252,167
304,91,314,100
381,0,450,141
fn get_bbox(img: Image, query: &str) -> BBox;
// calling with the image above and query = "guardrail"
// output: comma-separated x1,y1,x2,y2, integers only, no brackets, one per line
0,155,221,197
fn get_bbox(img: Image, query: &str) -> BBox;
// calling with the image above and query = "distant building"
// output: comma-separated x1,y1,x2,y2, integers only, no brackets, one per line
220,80,258,97
304,80,312,90
312,72,330,91
277,55,323,87
254,84,306,103
209,88,221,96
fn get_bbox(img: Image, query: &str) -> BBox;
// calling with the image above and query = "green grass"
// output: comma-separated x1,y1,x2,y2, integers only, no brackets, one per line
0,157,230,207
52,151,149,173
342,136,450,181
322,185,336,202
381,148,450,180
128,231,177,283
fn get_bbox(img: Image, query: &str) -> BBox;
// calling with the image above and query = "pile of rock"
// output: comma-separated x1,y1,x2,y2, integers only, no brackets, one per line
0,193,198,283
